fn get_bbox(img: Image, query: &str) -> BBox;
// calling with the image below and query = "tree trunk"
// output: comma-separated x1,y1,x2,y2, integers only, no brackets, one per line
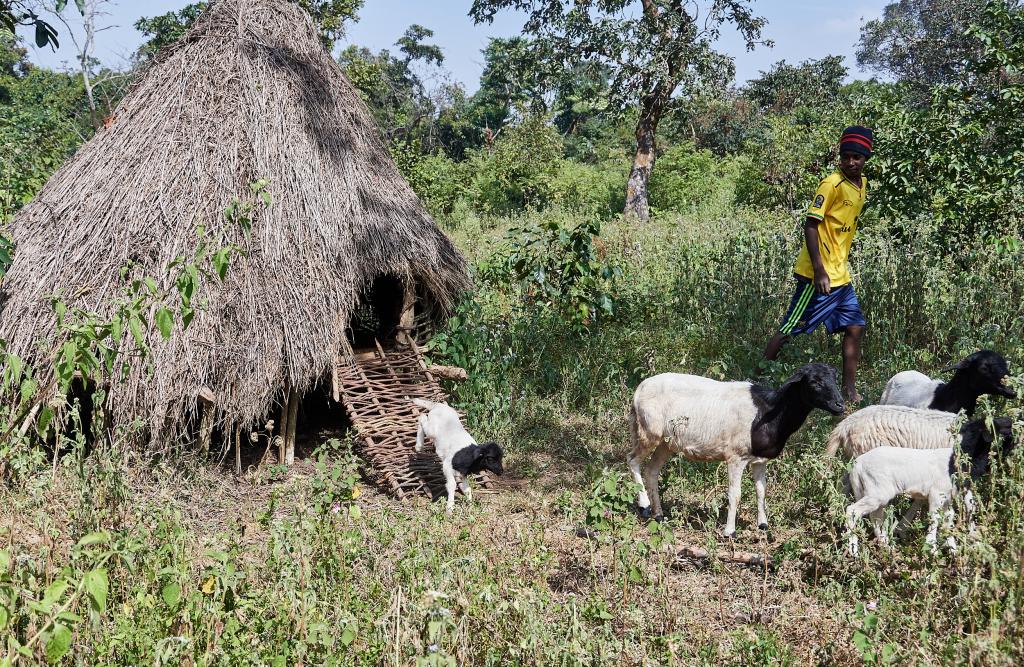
624,97,661,221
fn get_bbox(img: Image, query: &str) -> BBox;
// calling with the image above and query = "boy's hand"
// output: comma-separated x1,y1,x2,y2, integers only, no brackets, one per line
813,269,831,295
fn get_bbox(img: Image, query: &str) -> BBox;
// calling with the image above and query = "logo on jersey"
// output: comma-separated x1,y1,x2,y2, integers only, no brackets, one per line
813,194,824,208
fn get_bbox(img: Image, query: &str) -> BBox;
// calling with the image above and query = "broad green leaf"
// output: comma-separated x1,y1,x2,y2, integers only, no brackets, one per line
84,568,108,613
42,579,70,609
128,316,144,347
0,549,9,569
75,0,86,14
0,605,8,630
340,623,356,646
45,623,73,663
77,531,110,547
162,581,181,606
155,307,173,340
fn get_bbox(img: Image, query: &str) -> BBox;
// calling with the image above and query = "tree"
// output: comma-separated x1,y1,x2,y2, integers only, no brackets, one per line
470,0,769,221
133,2,207,62
338,24,446,144
1,31,91,216
744,56,848,114
856,0,997,92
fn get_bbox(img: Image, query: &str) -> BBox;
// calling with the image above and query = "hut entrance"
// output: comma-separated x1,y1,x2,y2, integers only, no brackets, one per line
348,274,407,349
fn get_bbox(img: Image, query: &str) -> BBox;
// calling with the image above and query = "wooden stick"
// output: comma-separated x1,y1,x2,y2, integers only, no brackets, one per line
234,427,242,476
285,389,298,465
674,544,767,568
278,383,290,465
428,365,468,382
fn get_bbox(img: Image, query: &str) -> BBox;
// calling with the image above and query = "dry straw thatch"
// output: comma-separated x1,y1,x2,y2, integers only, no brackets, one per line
0,0,469,450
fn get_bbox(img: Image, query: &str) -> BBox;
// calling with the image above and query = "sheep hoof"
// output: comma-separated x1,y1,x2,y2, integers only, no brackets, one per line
653,513,665,523
758,522,769,531
638,506,652,520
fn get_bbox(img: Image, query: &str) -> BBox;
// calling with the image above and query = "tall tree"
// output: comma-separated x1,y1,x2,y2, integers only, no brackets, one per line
856,0,997,91
470,0,769,220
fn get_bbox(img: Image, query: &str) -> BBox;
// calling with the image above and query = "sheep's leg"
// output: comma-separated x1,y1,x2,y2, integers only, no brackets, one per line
846,496,884,556
443,462,457,513
627,447,652,515
723,459,749,538
627,416,656,517
750,461,769,530
894,498,925,538
869,508,888,547
415,415,428,453
642,443,675,520
925,491,952,552
458,475,472,503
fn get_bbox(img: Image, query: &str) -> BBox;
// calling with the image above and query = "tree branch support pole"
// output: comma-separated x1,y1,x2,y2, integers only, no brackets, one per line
279,385,299,466
278,385,299,465
198,387,216,457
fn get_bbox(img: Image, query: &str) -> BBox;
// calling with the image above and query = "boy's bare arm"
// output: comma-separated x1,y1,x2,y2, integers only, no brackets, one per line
804,218,831,294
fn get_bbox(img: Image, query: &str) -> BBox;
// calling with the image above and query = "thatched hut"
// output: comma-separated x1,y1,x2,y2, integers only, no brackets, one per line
0,0,469,453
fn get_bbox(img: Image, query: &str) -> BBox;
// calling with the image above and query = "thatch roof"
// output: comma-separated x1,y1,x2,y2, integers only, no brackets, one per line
0,0,469,449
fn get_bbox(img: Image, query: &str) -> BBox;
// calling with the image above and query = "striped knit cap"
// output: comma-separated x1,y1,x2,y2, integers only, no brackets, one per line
840,126,873,159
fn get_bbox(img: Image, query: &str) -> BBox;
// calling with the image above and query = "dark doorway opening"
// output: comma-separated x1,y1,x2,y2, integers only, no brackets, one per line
348,274,405,348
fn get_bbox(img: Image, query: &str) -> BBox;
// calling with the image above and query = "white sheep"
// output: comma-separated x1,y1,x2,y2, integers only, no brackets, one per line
826,405,963,534
627,363,845,536
880,350,1015,415
413,398,503,512
845,417,1014,555
825,405,959,458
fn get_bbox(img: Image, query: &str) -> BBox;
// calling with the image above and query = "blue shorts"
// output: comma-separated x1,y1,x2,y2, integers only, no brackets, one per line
778,276,866,336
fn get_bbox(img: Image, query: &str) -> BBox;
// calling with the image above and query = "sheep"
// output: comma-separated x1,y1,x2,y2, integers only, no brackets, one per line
825,404,967,533
412,398,504,512
845,417,1015,555
824,405,960,459
879,350,1015,416
627,363,845,536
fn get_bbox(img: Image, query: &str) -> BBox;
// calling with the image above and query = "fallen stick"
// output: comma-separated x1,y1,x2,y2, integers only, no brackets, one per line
428,365,468,382
675,544,767,568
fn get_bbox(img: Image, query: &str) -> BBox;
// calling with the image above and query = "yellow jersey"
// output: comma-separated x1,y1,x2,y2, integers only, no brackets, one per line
794,172,867,286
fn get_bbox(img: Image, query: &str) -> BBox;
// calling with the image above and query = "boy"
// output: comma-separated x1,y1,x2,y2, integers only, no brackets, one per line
762,126,873,405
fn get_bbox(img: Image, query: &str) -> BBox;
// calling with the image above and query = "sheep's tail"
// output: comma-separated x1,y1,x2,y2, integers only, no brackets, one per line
415,417,425,453
412,398,440,410
824,428,844,457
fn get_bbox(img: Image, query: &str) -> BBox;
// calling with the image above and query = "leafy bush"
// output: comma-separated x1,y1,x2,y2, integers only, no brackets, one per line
483,210,622,329
648,141,724,214
466,114,565,214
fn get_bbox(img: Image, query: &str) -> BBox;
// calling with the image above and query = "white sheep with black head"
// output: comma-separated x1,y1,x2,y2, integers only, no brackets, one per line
627,363,845,536
413,398,503,512
880,350,1015,416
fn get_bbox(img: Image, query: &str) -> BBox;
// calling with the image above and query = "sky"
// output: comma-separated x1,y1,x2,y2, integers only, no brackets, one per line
23,1,888,90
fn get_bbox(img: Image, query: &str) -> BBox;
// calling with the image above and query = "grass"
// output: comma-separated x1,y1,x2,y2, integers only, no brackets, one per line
2,203,1024,665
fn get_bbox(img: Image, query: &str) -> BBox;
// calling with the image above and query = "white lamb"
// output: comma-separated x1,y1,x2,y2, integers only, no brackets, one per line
845,417,1014,555
413,398,503,512
628,363,845,536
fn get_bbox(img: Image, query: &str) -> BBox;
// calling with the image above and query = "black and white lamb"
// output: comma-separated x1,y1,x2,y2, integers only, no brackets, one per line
879,350,1015,415
845,416,1015,555
627,363,845,536
413,398,503,512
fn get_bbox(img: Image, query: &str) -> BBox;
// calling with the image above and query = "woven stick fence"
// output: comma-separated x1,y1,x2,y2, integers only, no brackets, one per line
335,340,493,500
